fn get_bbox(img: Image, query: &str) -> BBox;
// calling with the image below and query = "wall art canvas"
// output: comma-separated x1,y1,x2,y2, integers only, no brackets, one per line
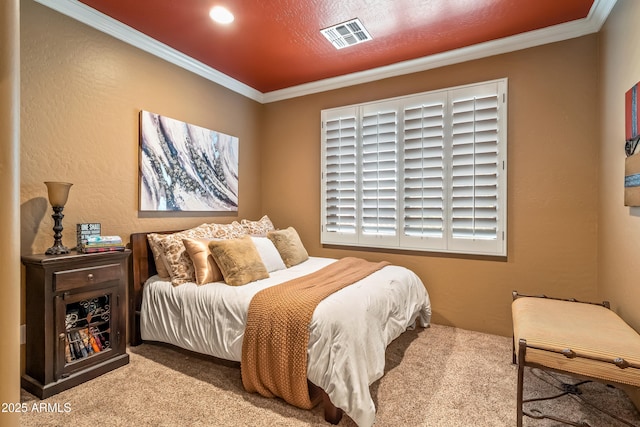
625,82,640,143
139,111,239,211
625,82,640,206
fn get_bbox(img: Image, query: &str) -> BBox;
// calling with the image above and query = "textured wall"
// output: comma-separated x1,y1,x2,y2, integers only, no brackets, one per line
19,0,265,380
262,35,600,337
20,0,264,257
599,2,640,409
599,1,640,335
20,1,603,340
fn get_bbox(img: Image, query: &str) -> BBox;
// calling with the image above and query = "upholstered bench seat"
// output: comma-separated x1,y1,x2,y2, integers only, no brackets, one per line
511,292,640,426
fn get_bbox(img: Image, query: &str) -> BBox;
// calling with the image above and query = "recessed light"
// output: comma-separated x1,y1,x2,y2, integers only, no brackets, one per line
210,6,234,24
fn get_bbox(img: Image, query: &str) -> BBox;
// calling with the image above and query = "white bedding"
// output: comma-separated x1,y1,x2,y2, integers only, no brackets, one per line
140,256,431,427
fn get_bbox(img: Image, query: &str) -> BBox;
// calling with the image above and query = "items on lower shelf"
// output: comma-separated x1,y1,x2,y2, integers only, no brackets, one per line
65,327,109,362
64,296,111,363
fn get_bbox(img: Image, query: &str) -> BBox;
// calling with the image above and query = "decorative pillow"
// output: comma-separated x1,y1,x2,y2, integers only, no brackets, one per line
208,221,247,240
182,238,223,285
158,221,246,286
267,227,309,267
208,235,269,286
251,236,286,272
147,233,171,279
241,215,275,236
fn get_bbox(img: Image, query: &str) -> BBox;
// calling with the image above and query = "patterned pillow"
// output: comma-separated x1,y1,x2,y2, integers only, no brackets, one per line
147,233,171,279
158,221,246,286
267,227,309,267
208,235,269,286
241,215,275,236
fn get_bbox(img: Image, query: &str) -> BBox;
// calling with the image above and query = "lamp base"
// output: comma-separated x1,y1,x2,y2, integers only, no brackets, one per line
46,205,69,255
45,244,70,255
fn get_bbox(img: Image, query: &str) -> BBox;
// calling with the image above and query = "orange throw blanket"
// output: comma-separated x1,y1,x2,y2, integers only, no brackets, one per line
241,257,390,409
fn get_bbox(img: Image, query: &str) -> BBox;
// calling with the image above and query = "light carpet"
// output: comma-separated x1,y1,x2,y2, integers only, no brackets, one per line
20,324,640,426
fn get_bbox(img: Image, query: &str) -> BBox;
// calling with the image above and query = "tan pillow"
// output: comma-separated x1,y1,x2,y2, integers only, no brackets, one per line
267,227,309,267
208,235,269,286
182,238,223,285
241,215,275,236
147,233,171,279
158,221,246,286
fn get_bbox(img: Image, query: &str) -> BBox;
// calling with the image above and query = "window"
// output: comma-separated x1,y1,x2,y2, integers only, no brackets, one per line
321,79,507,256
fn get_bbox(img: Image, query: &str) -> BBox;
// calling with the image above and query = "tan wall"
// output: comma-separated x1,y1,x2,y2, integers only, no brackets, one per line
598,0,640,407
599,0,640,332
262,35,600,337
19,0,264,376
1,0,21,425
21,0,264,255
15,0,638,411
19,0,606,347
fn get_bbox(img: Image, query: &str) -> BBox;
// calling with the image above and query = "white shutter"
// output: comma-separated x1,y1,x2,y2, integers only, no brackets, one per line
359,102,399,246
401,93,447,250
321,108,358,244
448,81,506,255
320,79,507,256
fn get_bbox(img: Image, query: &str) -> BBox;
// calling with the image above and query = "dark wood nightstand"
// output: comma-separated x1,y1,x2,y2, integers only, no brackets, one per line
21,250,130,398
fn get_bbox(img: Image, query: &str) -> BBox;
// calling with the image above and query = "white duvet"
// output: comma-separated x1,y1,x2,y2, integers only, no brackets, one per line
141,257,431,426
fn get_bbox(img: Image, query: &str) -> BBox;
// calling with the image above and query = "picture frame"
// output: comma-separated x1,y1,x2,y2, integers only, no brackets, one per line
139,111,239,212
624,82,640,206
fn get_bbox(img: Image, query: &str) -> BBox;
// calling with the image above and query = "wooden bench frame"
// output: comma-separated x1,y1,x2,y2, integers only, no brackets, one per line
511,291,640,427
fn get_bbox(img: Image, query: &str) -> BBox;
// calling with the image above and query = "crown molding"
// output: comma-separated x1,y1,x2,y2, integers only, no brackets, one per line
34,0,265,103
36,0,616,104
263,0,617,102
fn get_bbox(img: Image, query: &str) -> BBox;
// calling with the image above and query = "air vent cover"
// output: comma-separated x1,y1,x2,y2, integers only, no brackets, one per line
321,18,372,50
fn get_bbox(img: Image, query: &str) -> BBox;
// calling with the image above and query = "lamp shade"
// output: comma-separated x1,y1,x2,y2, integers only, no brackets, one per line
45,182,73,207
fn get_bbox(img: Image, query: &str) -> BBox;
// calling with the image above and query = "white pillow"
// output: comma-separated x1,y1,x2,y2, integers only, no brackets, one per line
251,236,286,272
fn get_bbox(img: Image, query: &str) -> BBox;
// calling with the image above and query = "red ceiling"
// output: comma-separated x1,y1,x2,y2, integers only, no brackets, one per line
78,0,594,93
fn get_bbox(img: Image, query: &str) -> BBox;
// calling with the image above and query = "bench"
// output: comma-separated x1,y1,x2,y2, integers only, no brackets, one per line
511,291,640,426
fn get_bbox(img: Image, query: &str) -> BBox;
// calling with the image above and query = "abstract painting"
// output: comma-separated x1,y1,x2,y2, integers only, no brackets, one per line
139,111,239,211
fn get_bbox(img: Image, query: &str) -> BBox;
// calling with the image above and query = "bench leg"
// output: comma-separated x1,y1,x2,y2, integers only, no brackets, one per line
516,340,593,427
516,339,526,427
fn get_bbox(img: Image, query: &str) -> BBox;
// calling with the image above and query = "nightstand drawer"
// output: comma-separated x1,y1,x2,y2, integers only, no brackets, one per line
53,263,121,292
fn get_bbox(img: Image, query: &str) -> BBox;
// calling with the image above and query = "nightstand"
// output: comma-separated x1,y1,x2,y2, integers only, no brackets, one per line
21,250,130,398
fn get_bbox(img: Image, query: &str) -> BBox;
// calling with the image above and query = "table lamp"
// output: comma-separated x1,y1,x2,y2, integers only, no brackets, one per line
44,181,73,255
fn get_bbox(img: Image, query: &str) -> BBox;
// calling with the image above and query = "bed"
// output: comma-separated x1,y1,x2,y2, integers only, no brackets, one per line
129,223,431,427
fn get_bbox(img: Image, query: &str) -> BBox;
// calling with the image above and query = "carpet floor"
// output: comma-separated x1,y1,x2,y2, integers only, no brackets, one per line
20,324,640,426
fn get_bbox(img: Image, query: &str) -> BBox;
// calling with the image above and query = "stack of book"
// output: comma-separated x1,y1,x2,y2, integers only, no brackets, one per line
79,235,125,253
65,327,108,362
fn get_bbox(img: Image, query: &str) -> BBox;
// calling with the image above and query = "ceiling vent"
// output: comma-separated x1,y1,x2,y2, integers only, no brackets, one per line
321,18,372,50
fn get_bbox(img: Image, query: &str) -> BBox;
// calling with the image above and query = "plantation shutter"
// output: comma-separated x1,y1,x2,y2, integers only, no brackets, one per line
401,93,447,250
321,108,358,244
321,79,506,256
359,101,399,246
448,81,505,254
